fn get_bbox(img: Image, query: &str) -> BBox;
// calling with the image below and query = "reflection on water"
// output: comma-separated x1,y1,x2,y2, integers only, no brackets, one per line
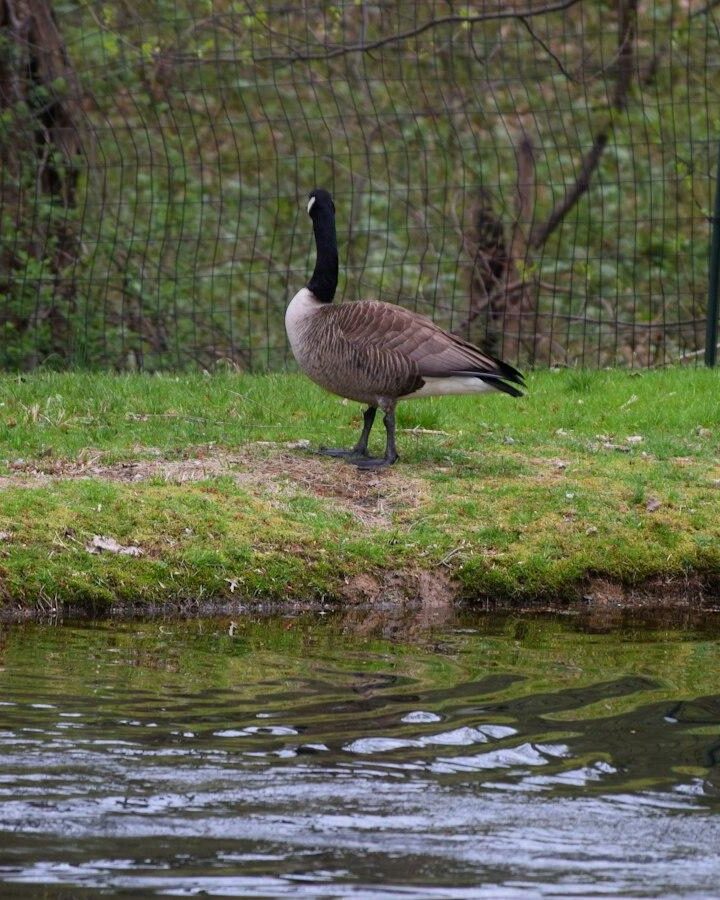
0,606,719,898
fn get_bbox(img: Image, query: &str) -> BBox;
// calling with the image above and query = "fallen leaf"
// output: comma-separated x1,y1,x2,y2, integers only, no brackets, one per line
86,535,143,556
646,498,662,512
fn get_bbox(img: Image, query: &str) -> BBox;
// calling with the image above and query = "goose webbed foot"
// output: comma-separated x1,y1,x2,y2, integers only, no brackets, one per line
317,446,368,460
317,405,377,462
351,452,398,470
351,407,398,470
315,405,398,470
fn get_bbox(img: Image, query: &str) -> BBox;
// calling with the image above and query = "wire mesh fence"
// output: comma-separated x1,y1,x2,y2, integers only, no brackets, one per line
0,0,718,372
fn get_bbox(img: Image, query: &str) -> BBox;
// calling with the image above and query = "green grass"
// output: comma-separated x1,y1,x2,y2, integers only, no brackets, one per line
0,368,718,610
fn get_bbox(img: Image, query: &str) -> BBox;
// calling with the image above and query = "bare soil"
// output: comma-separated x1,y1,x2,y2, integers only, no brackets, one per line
0,442,426,528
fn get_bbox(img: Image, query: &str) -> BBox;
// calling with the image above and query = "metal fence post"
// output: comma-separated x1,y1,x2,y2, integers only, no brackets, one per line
706,141,720,367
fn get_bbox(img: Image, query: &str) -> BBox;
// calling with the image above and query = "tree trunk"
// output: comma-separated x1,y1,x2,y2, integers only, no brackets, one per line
0,0,83,366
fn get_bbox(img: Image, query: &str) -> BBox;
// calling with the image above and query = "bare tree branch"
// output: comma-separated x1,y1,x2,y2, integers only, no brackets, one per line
517,15,576,81
613,0,638,111
529,0,637,248
509,133,536,263
253,0,586,63
530,131,608,248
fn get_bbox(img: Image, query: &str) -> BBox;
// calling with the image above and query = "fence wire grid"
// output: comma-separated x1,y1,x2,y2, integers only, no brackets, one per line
0,0,718,372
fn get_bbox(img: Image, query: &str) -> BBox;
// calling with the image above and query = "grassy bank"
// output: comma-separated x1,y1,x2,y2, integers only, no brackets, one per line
0,368,718,612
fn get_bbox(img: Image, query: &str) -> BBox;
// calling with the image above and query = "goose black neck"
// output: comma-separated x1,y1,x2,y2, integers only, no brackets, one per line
307,206,338,303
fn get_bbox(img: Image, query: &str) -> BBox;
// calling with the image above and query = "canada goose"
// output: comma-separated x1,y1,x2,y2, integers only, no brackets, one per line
285,188,524,469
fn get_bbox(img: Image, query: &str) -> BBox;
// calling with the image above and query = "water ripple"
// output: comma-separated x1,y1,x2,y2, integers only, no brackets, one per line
0,612,718,897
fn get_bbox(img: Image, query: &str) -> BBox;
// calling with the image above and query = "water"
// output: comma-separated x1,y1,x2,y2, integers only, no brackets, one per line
0,606,719,898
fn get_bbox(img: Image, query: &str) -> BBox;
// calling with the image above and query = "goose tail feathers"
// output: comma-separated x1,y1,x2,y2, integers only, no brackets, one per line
473,373,524,398
428,358,525,398
468,357,525,397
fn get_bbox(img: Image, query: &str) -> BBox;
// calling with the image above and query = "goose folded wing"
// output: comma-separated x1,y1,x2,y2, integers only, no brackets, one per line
332,300,524,389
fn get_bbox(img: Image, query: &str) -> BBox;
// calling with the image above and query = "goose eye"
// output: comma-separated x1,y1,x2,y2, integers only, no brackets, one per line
307,196,316,214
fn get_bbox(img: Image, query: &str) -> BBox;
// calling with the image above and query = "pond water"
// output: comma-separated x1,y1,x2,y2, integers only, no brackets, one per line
0,605,719,898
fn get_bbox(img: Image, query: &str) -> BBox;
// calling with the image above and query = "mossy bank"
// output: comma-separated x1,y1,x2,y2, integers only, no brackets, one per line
0,369,719,613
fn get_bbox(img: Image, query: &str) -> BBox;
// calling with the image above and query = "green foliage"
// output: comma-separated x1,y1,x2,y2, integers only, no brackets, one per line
1,1,715,370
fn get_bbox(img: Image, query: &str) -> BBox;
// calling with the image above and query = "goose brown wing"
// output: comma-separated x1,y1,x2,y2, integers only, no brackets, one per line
329,300,524,386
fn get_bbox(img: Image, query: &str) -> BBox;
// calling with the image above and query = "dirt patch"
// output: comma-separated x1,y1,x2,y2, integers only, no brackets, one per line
581,574,719,610
250,450,425,527
339,567,457,607
0,444,425,528
2,571,718,627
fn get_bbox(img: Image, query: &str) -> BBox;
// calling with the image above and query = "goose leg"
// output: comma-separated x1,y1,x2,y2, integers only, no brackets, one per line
352,406,399,470
318,405,377,459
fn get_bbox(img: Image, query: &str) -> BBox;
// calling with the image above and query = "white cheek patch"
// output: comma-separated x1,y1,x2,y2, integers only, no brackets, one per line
307,196,316,214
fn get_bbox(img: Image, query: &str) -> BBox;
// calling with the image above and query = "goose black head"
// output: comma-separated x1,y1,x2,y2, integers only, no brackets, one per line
307,188,335,218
